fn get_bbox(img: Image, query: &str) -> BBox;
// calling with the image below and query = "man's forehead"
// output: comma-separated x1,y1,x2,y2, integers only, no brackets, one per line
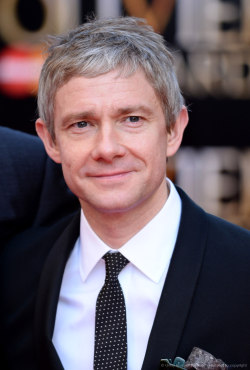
54,70,159,107
54,67,152,96
52,72,164,127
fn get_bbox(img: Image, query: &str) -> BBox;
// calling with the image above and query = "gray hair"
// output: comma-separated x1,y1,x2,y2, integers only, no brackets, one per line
37,16,184,139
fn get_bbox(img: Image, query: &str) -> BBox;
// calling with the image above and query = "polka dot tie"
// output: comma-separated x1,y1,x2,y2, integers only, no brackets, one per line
94,252,129,370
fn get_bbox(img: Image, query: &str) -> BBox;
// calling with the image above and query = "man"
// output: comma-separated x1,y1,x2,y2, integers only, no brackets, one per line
0,126,79,369
1,17,250,370
0,126,78,246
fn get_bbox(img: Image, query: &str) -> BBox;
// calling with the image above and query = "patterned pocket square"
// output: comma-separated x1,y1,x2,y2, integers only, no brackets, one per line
159,347,228,369
185,347,227,369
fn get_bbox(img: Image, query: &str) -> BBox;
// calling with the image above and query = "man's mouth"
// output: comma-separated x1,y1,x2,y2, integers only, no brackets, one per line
93,171,131,178
87,171,133,183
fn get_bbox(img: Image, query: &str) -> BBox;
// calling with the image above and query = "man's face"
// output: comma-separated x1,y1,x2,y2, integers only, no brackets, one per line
37,69,187,219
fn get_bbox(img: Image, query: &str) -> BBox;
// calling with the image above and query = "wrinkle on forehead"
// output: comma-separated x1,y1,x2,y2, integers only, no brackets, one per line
54,69,164,126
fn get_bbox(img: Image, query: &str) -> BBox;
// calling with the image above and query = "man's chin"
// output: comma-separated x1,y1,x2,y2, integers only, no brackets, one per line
80,197,143,216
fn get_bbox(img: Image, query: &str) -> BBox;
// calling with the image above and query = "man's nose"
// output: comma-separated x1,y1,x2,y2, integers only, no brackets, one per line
91,124,126,162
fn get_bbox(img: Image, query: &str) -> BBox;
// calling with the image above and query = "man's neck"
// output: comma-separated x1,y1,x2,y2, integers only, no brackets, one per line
80,186,169,249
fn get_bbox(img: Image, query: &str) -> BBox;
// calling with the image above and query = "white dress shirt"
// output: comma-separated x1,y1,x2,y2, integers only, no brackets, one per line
53,179,182,370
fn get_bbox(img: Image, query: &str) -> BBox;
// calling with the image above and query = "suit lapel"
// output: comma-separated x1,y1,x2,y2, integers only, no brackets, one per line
142,188,209,370
34,212,80,370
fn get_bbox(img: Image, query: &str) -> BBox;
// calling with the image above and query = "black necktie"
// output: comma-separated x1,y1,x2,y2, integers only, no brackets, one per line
94,252,129,370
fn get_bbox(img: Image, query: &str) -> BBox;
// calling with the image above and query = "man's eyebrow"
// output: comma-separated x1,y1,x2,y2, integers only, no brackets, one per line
61,111,95,126
116,105,154,116
60,105,154,126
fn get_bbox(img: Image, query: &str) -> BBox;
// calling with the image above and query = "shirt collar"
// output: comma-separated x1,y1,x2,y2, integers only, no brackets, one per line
79,179,182,283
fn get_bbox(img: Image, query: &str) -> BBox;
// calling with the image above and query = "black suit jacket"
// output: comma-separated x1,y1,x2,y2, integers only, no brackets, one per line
0,127,79,369
1,187,250,370
0,127,79,245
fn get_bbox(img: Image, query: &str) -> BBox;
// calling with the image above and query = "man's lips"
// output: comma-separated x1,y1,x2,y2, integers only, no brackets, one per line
88,171,132,178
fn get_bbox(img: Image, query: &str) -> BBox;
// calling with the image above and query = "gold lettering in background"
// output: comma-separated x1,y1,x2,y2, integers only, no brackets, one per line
0,0,80,44
123,0,175,33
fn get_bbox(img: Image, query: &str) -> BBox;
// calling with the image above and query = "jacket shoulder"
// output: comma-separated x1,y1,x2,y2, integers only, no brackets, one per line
177,185,250,259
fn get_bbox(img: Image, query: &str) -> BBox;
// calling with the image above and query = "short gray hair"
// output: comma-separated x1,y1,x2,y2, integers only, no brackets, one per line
37,16,184,139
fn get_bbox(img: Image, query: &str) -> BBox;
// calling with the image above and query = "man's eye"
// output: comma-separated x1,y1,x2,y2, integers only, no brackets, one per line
75,121,88,128
127,116,140,123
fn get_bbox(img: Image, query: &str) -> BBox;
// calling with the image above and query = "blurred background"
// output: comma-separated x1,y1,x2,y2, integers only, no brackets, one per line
0,0,249,228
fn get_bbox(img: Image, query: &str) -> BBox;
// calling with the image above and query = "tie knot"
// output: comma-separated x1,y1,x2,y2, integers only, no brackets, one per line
103,252,129,280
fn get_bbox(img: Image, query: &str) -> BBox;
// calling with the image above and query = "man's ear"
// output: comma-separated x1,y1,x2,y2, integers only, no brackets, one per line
35,118,61,163
166,106,189,158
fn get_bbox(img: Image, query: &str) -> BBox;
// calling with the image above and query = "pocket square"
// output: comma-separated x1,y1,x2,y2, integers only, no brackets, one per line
185,347,227,369
159,347,228,369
